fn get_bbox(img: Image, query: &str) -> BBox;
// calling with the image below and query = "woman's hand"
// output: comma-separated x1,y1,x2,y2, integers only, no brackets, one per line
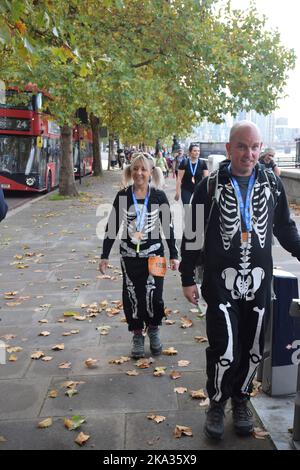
99,259,109,275
169,259,179,271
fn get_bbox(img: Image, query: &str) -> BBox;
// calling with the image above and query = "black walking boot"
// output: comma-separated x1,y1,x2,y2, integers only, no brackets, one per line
204,400,226,440
231,396,254,436
148,326,162,355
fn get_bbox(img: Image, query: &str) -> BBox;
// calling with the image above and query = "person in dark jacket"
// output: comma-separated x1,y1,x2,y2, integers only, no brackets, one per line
99,153,179,359
0,188,8,221
180,121,300,441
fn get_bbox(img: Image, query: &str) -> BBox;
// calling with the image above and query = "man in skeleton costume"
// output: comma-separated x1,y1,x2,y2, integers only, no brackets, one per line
100,154,178,359
180,121,300,440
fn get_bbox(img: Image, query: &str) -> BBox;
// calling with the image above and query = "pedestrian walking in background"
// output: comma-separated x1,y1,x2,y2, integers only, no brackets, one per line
155,150,169,178
180,121,300,440
259,147,281,176
173,148,186,178
99,153,179,359
0,187,8,221
175,143,208,205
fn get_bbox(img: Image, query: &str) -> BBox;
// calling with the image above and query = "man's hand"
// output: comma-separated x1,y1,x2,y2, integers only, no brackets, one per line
174,192,180,201
183,285,199,305
99,259,108,275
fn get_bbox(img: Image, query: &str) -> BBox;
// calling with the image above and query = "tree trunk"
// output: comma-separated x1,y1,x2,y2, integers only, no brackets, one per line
59,124,78,196
90,113,102,176
108,136,115,170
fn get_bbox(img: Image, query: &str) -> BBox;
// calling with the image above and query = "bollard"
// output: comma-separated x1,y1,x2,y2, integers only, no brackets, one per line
290,299,300,450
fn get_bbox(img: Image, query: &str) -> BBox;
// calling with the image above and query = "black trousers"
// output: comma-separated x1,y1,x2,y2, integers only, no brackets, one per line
121,257,165,331
202,283,267,402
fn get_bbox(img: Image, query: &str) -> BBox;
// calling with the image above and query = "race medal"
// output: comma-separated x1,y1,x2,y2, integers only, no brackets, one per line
133,231,143,242
241,232,248,243
191,176,195,184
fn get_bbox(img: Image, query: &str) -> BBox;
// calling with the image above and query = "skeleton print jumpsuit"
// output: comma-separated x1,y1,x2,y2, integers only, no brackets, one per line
180,161,300,402
101,186,178,331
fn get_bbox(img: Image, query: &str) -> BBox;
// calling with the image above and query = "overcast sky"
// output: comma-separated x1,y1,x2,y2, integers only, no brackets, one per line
230,0,300,127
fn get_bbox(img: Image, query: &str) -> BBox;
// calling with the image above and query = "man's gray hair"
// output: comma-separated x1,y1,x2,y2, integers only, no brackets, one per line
229,120,262,142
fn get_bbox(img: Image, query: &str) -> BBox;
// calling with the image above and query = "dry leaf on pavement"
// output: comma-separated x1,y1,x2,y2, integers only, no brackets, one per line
165,319,176,325
42,356,53,362
109,356,130,365
0,436,7,442
38,417,53,428
126,370,139,376
75,432,90,446
9,354,18,361
31,350,45,360
252,427,270,439
194,336,208,343
153,367,166,377
177,360,190,367
174,387,188,394
147,414,166,424
6,346,22,353
48,390,58,398
162,347,178,356
169,371,182,380
39,331,50,336
135,357,154,368
85,358,98,368
189,389,207,399
58,362,72,369
173,425,193,438
180,317,193,328
199,398,210,407
51,344,65,351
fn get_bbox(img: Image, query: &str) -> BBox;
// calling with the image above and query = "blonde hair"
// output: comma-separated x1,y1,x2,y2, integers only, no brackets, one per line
122,152,164,189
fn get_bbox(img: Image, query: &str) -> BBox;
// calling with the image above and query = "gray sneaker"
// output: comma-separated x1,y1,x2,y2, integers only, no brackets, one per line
231,397,254,436
131,334,145,359
148,327,162,355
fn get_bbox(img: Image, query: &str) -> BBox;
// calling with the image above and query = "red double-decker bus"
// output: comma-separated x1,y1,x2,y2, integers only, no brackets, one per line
73,126,93,178
0,84,60,192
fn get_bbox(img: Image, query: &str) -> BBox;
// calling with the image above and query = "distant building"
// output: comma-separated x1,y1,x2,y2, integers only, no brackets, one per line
276,117,289,126
233,111,275,146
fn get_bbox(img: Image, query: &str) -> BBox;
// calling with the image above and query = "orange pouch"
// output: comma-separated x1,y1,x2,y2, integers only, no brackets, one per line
148,256,167,277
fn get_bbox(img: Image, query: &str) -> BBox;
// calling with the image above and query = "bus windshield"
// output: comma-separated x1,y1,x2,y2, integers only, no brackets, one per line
0,90,34,110
0,136,39,174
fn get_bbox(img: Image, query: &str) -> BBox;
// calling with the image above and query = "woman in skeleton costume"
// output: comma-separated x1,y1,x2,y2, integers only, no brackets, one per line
100,153,179,359
180,122,300,440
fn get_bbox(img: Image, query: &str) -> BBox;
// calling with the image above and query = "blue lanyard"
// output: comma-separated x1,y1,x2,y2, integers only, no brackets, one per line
228,165,255,232
189,158,199,177
131,185,150,232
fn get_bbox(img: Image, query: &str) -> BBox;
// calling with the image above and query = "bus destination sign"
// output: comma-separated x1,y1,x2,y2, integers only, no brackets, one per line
0,117,31,132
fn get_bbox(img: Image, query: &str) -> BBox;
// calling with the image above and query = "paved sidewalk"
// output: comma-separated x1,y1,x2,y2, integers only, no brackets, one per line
0,170,290,450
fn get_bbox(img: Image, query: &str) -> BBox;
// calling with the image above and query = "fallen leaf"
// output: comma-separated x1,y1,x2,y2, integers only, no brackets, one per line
51,343,65,351
6,346,22,353
75,431,90,446
1,334,16,341
0,436,7,442
100,300,109,308
252,427,270,439
73,315,86,321
6,301,22,306
85,358,98,368
162,347,178,356
169,371,182,380
38,417,53,428
194,336,208,343
109,356,131,365
58,362,72,369
9,354,18,361
64,415,86,430
63,311,78,317
173,425,193,438
62,329,80,336
135,357,154,368
189,308,199,313
173,309,180,314
39,331,50,336
65,388,78,397
164,308,173,316
153,366,166,377
126,370,139,376
147,414,166,424
174,387,188,394
105,307,121,317
180,316,193,328
4,291,18,297
48,390,58,398
165,319,176,325
189,389,207,399
31,350,45,360
178,360,190,367
96,325,111,335
38,319,48,324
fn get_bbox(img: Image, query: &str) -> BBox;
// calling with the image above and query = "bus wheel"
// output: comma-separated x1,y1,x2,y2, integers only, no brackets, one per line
47,172,52,192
